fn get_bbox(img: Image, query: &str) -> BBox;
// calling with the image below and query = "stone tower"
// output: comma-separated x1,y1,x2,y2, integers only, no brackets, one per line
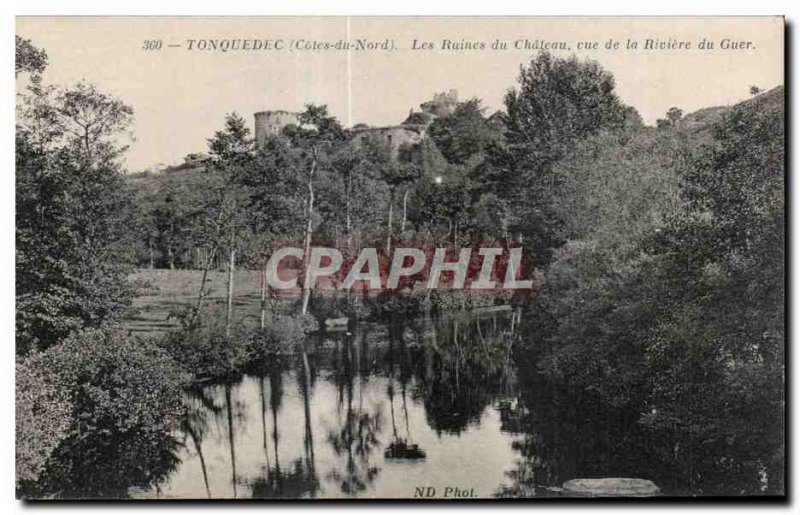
254,110,300,147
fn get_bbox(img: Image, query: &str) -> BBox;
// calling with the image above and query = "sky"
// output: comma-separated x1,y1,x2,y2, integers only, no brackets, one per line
16,16,784,172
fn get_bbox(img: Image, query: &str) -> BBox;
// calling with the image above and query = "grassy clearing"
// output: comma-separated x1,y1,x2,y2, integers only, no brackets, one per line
125,268,268,337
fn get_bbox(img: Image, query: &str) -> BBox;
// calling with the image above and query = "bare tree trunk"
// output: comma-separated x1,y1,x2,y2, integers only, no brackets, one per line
386,190,394,254
260,260,268,330
259,378,271,469
301,349,315,470
300,189,314,316
300,151,317,316
225,238,236,339
193,209,225,325
346,173,353,248
447,219,452,243
225,385,237,499
453,319,460,391
401,188,409,233
194,249,215,313
186,427,211,499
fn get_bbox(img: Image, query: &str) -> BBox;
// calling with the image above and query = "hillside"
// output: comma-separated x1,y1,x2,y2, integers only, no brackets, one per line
675,85,784,144
126,162,209,198
125,86,784,197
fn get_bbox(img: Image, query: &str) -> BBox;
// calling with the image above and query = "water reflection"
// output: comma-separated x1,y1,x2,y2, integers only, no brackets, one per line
137,309,773,498
152,312,520,499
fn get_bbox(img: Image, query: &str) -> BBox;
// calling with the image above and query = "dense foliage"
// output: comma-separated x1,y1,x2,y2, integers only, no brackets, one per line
15,356,72,485
15,40,188,498
526,86,785,494
16,67,136,354
483,52,638,267
17,328,188,498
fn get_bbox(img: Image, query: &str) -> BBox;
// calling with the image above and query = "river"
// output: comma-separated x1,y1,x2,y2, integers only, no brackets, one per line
144,310,530,499
129,308,772,499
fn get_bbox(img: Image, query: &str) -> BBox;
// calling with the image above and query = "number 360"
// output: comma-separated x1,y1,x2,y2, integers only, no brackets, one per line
142,40,163,51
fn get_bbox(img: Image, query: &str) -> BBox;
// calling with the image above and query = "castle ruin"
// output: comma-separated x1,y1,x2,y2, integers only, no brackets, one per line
253,90,460,156
254,110,301,147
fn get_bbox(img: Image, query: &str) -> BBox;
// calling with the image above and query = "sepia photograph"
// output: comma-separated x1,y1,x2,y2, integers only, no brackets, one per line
13,15,785,500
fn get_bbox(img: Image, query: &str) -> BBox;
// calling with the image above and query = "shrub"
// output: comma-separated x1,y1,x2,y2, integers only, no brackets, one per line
18,326,188,498
16,357,72,488
161,305,252,380
374,290,424,316
248,314,312,361
309,292,376,322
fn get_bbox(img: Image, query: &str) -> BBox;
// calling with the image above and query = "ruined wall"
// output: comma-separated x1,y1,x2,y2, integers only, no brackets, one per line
420,89,459,118
349,125,425,157
253,90,458,153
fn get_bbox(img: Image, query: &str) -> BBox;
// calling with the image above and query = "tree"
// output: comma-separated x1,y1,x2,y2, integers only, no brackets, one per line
427,98,502,166
204,113,254,337
53,82,134,159
486,51,633,266
642,88,785,493
657,107,683,129
413,165,474,246
530,86,785,495
15,36,47,77
15,37,189,501
240,134,307,327
284,104,346,315
16,356,71,488
398,137,449,242
322,145,387,247
16,40,136,354
358,136,417,252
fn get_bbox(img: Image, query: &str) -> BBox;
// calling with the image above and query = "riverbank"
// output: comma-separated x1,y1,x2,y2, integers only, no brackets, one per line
125,268,516,337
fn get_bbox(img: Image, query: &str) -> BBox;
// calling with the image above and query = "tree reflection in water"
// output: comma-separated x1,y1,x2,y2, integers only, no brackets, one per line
496,343,783,497
325,328,383,495
41,425,183,499
495,367,662,498
180,386,224,499
249,359,321,499
149,307,778,498
384,322,426,461
250,459,320,499
161,311,521,499
411,312,517,435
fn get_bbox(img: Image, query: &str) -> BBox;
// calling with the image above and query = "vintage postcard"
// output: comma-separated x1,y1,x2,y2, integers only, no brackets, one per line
15,16,785,500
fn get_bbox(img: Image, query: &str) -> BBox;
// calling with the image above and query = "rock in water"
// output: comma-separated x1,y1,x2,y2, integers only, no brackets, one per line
562,478,660,497
324,317,348,329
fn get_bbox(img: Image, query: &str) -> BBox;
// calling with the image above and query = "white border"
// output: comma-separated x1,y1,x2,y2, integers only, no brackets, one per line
3,2,797,515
